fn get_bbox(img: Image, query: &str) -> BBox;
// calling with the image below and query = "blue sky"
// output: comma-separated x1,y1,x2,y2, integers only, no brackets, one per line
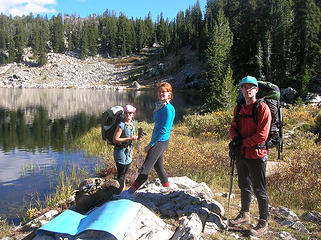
0,0,207,21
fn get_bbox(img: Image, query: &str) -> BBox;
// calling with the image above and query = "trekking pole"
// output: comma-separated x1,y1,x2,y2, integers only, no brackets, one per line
135,138,141,179
226,153,236,228
135,128,146,179
278,107,283,160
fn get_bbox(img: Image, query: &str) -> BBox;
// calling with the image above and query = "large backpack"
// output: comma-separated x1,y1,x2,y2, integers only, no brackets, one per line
101,106,124,145
75,177,121,213
236,81,283,159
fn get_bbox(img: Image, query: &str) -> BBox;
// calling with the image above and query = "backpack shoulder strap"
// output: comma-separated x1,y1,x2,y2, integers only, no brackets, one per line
252,98,264,126
235,99,245,131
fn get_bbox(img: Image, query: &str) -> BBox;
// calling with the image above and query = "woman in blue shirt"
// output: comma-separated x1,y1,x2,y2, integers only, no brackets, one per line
123,82,175,195
113,105,138,190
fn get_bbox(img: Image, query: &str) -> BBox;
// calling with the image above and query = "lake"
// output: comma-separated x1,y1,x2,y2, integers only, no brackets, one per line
0,87,200,224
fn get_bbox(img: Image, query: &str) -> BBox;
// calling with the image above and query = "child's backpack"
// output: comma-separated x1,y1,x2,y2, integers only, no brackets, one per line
101,106,124,145
236,81,283,159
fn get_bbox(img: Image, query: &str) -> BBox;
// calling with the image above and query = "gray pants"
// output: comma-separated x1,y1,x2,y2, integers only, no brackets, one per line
135,140,169,186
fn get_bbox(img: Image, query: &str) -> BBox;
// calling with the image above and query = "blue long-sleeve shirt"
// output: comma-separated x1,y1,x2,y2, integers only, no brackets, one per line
149,103,175,147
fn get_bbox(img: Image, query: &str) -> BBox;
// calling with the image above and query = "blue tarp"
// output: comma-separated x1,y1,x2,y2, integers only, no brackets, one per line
37,199,141,240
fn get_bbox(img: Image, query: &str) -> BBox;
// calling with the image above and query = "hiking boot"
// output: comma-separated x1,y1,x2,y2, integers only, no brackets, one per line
250,219,268,237
228,211,250,227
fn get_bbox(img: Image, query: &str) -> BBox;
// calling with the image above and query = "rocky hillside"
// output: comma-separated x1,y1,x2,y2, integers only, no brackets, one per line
0,46,206,91
0,50,138,89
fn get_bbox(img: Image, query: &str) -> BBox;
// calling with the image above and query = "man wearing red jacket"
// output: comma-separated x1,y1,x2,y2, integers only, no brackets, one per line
229,76,272,237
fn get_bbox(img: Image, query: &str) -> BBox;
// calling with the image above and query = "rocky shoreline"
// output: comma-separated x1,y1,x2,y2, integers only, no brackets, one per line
0,52,135,90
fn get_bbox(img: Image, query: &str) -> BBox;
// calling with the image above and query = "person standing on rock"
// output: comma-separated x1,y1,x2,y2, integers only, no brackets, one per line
228,76,272,237
120,82,175,196
113,104,138,191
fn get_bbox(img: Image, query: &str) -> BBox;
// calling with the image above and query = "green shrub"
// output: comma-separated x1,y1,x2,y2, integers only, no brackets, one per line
183,111,233,139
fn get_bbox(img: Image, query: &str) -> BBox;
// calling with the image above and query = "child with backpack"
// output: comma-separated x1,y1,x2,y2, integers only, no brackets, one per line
229,76,271,237
113,104,138,191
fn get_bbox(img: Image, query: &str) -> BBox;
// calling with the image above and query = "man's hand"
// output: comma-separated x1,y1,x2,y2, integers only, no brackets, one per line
229,136,242,159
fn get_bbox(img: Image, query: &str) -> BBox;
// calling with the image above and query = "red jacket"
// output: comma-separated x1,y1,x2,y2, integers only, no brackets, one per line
229,100,272,159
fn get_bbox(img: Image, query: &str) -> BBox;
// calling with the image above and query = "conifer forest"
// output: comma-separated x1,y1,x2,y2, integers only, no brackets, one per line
0,0,320,102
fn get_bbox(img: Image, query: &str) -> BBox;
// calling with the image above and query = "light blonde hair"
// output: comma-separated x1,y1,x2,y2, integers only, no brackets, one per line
157,82,173,99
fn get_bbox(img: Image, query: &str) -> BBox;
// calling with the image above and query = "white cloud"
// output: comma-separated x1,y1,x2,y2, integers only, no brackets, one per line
0,0,57,17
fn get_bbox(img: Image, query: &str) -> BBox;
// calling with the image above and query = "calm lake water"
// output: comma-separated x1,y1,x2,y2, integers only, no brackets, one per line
0,87,200,224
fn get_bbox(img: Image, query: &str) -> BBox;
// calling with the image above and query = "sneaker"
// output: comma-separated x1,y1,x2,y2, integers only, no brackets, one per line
228,211,250,227
250,219,268,237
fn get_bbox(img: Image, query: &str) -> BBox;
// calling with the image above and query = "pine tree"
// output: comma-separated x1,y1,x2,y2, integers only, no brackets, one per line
8,35,15,63
145,12,156,46
14,21,25,63
291,0,321,94
38,22,48,66
157,13,170,48
118,13,128,56
87,18,98,56
269,0,294,87
256,41,265,80
50,14,64,53
135,19,146,51
175,11,185,47
80,25,89,59
205,8,234,111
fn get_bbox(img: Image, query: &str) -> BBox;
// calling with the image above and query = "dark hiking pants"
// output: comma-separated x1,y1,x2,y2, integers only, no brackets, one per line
135,140,169,186
116,162,131,190
236,155,269,220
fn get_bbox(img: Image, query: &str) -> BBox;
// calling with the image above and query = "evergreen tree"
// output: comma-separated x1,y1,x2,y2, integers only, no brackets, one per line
71,16,82,51
8,34,15,63
222,65,237,111
135,19,146,51
256,41,265,80
205,8,234,111
38,22,48,66
127,18,136,54
0,26,8,63
80,25,89,59
145,12,156,46
50,14,64,53
118,13,129,56
0,14,9,50
31,24,41,60
157,13,170,48
263,31,272,81
64,14,74,51
175,11,185,47
269,0,294,87
87,18,98,56
0,28,6,49
291,0,321,94
14,21,25,63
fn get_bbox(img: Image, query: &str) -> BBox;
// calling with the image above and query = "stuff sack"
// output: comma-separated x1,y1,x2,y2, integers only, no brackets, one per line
75,177,121,213
236,81,283,159
101,106,124,145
